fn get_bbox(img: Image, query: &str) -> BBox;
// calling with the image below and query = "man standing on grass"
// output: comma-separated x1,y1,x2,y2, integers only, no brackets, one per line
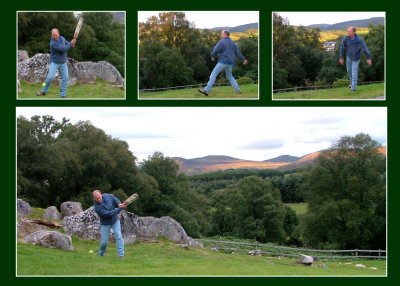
36,28,75,98
198,30,248,96
93,190,126,258
339,26,372,92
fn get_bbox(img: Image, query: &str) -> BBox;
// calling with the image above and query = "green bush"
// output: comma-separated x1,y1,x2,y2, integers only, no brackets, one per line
332,78,350,88
236,77,253,85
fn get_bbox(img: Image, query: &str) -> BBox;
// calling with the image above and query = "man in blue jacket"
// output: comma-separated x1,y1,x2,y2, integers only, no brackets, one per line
339,26,372,92
93,190,126,258
36,28,76,98
198,30,248,96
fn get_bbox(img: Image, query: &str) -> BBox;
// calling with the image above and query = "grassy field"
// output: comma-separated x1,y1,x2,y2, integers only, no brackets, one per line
320,28,369,42
273,83,384,100
139,84,258,99
285,203,308,215
18,79,125,99
17,236,386,276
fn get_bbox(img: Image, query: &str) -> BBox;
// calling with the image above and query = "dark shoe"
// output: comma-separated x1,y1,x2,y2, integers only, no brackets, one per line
198,89,208,96
61,96,67,98
350,89,356,92
348,84,351,88
236,90,242,94
36,91,46,96
118,256,124,259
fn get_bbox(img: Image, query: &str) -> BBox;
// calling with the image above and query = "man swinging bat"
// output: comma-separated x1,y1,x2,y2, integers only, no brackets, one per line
36,18,83,98
93,190,139,258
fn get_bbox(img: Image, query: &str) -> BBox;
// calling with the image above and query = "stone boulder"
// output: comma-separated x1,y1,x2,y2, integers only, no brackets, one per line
63,207,101,240
141,216,202,247
17,199,32,217
24,230,73,251
17,219,45,237
18,50,29,62
17,51,123,86
44,206,62,220
60,201,83,217
298,254,314,265
87,61,124,85
63,207,202,247
17,53,82,86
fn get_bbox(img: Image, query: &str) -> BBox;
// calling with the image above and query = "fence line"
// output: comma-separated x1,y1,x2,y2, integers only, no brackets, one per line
273,81,383,94
195,239,386,260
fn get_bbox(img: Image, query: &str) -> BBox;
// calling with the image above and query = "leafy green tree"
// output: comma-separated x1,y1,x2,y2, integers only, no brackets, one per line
211,176,297,243
302,133,386,249
359,24,384,82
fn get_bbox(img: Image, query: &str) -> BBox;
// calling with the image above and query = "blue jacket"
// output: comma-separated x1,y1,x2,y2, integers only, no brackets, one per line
50,36,72,64
93,193,123,225
211,37,246,64
340,34,371,61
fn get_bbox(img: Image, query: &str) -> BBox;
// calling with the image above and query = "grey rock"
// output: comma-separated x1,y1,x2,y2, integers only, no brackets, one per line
60,201,83,217
62,207,202,247
17,51,123,86
24,230,73,251
17,79,22,93
44,206,62,220
299,254,314,265
17,219,45,237
356,264,366,268
18,50,29,62
17,199,32,217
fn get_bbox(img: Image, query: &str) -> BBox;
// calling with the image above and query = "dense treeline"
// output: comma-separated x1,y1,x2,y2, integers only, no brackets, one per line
273,13,384,89
17,116,386,249
139,12,258,89
18,12,125,76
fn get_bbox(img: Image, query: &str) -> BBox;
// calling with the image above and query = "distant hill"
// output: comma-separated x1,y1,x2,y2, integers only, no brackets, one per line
209,22,258,33
173,146,386,174
112,12,125,24
304,17,384,31
264,155,299,163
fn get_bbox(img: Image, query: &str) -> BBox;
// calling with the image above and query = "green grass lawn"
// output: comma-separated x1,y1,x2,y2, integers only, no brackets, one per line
139,84,258,99
18,79,125,99
273,83,384,100
17,236,386,276
285,203,308,215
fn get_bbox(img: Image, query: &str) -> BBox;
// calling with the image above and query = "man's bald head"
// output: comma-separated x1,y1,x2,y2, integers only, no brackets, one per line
347,26,356,39
221,30,230,38
51,28,60,41
93,190,102,203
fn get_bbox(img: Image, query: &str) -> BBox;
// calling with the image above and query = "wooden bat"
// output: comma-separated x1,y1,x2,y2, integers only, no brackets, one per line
123,193,139,206
73,17,84,40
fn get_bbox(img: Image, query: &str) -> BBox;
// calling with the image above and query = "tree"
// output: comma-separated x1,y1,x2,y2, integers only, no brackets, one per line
302,133,386,249
211,176,297,243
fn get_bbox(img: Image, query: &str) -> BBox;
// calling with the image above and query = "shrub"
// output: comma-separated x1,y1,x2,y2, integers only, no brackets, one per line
236,77,253,85
332,78,351,88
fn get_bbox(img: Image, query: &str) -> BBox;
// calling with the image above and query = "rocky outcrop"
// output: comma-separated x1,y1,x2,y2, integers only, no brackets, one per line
17,219,45,237
62,207,101,240
63,207,202,247
17,199,32,217
18,50,29,62
60,201,83,217
24,230,73,251
44,206,62,220
17,51,123,86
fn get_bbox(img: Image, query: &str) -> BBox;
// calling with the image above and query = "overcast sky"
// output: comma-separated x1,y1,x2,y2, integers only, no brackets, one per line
16,107,387,163
138,11,259,29
276,12,385,26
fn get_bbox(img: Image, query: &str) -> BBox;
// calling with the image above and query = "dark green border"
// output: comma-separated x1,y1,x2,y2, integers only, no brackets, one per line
7,1,397,283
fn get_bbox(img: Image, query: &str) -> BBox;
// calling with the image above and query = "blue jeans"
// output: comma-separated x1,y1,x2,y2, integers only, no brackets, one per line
42,62,69,97
204,63,240,93
346,57,360,90
99,220,124,257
